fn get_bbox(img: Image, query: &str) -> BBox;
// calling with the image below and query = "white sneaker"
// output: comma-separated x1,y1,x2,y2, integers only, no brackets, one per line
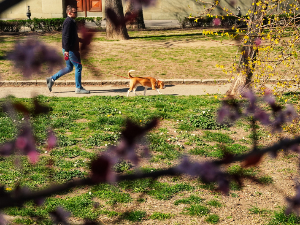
75,87,90,94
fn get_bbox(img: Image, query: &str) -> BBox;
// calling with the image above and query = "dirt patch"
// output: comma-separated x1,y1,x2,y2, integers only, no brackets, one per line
75,118,90,123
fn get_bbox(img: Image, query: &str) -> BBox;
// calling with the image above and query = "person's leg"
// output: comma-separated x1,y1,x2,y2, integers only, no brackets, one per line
47,49,73,92
69,51,82,89
52,49,73,81
69,51,90,94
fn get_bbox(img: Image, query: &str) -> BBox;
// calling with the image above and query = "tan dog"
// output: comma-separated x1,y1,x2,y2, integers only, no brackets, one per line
127,70,165,97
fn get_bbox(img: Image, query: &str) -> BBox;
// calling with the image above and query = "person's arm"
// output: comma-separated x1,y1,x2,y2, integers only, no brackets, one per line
62,19,71,56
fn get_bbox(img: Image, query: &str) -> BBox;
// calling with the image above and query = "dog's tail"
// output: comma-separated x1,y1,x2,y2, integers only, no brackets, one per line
128,70,135,78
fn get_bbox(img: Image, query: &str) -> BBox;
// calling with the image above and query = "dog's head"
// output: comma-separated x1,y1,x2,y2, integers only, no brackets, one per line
157,80,165,89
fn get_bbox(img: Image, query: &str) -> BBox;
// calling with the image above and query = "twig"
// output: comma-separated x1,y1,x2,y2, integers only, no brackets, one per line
1,136,300,209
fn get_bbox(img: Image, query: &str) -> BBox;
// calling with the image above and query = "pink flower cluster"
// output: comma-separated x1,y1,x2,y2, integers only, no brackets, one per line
213,18,222,26
0,121,56,164
8,39,63,78
217,89,298,132
90,119,158,183
176,156,230,194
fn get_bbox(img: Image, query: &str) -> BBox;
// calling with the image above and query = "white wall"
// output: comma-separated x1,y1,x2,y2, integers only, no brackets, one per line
0,0,251,20
0,0,63,19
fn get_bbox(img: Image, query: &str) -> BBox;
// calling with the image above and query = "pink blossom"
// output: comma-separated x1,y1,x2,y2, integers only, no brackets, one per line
112,118,158,164
200,162,223,183
270,105,297,131
242,89,256,105
242,89,257,114
176,156,229,194
254,108,271,125
8,39,63,78
217,102,240,124
217,104,230,124
254,38,262,46
28,151,39,164
15,136,27,150
284,104,298,122
15,121,40,163
109,139,139,165
263,91,282,113
263,94,276,105
264,88,273,96
47,130,57,150
272,113,285,133
213,18,221,26
176,156,201,177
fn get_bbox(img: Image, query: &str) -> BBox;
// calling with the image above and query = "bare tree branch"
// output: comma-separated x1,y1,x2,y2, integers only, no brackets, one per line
1,135,299,210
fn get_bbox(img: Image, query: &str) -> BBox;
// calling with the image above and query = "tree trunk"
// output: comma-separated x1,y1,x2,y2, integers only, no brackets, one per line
105,0,129,40
226,0,266,96
125,0,145,29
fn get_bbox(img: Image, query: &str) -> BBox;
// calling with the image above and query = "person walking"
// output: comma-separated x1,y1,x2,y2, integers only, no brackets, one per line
46,5,90,94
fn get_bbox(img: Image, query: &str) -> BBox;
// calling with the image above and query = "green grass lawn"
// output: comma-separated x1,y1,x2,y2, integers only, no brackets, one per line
0,94,299,224
0,29,239,81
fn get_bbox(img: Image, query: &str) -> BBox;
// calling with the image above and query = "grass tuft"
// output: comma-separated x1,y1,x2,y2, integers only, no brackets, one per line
150,212,173,220
205,214,220,224
183,204,210,217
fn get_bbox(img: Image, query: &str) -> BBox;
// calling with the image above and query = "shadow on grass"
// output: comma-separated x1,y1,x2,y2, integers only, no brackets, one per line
129,31,236,41
129,32,204,41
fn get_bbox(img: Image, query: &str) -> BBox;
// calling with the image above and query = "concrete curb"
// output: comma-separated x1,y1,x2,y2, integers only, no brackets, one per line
0,79,297,87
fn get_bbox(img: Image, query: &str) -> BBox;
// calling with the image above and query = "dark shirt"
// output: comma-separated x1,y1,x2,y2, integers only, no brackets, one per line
62,17,79,52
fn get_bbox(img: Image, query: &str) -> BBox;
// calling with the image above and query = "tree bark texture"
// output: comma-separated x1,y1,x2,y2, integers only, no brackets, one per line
125,0,146,29
105,0,129,40
226,0,266,96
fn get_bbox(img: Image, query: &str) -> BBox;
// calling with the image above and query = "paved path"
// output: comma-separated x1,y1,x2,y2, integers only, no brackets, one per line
0,84,232,98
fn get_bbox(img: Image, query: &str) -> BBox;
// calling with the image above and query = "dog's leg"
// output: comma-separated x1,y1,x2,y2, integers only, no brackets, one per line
133,88,138,96
156,89,162,94
127,90,131,97
144,87,147,95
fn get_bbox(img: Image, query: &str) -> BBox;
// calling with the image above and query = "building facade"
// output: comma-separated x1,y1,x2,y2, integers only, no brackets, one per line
0,0,251,20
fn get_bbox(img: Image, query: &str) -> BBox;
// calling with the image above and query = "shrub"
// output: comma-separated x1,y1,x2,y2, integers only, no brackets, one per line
0,17,102,32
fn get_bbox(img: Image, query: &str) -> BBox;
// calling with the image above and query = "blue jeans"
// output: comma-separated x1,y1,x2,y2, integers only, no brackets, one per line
51,49,82,89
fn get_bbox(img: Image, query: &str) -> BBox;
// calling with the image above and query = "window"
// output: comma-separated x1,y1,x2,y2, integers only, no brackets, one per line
88,0,102,12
